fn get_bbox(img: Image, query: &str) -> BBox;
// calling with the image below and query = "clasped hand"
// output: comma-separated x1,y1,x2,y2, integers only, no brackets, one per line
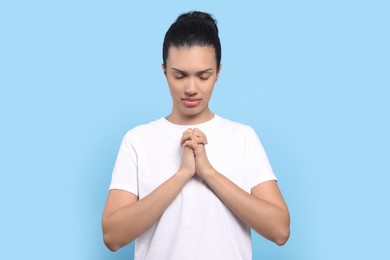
179,128,214,179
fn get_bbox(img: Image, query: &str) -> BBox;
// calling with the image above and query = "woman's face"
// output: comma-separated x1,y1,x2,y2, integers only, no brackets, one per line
163,46,220,124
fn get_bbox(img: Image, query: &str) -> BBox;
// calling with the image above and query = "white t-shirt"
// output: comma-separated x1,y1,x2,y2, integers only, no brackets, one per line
109,115,276,260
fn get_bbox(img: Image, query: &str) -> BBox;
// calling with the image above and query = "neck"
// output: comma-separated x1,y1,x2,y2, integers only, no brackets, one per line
166,109,214,125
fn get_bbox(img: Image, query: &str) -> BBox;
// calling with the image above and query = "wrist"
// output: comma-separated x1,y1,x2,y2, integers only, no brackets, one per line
176,169,194,182
198,166,218,181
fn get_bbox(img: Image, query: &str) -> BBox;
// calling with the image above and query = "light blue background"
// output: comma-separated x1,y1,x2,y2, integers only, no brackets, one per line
1,1,389,259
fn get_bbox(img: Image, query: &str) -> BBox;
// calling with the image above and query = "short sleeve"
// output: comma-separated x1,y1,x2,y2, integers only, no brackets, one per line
244,126,277,191
109,132,139,196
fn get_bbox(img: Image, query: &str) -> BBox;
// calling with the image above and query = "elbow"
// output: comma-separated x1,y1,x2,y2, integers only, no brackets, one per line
102,226,136,252
102,218,125,252
274,226,290,246
103,231,123,252
102,219,137,252
103,233,120,252
274,210,291,246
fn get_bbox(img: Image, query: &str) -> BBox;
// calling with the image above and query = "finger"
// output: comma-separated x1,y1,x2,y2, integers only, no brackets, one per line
194,128,208,144
195,135,207,145
180,129,194,145
180,133,191,145
194,128,205,138
182,139,196,150
184,128,193,134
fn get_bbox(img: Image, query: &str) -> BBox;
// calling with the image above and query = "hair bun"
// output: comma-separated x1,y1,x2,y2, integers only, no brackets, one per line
162,10,222,69
175,11,218,33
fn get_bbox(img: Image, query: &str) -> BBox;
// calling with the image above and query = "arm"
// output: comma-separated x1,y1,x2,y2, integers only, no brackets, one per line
102,147,195,252
184,128,290,245
202,173,290,245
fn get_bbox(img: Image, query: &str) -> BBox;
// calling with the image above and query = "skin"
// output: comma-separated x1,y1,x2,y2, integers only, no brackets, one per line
163,46,220,125
102,46,290,252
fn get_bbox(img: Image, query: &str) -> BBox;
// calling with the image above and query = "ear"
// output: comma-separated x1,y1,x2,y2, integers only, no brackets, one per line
161,64,167,76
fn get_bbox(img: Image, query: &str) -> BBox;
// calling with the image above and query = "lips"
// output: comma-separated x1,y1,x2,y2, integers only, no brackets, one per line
182,98,201,107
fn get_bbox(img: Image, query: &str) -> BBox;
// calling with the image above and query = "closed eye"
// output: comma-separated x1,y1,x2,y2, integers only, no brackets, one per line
198,73,212,81
173,73,187,80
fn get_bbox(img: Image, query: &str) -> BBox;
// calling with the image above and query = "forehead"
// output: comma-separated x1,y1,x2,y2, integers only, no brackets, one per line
166,46,217,71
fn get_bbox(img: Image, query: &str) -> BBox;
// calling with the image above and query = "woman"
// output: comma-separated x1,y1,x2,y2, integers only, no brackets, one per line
102,11,290,259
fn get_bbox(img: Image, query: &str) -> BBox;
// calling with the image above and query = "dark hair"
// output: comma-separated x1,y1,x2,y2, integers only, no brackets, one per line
162,11,221,69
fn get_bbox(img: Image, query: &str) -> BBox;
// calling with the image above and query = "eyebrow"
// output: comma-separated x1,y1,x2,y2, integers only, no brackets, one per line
169,68,214,74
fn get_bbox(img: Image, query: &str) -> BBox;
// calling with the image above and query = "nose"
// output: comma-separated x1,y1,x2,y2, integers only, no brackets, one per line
184,77,197,96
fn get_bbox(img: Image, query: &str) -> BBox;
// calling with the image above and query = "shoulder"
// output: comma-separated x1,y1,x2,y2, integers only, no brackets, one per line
215,115,264,146
216,115,256,135
122,118,165,141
